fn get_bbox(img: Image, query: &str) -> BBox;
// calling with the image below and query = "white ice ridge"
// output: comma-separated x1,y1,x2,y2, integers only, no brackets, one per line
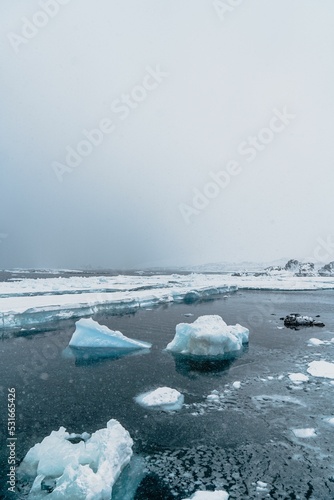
0,274,237,329
1,272,334,328
134,387,184,411
69,318,151,349
19,419,133,499
166,315,249,356
183,491,229,499
307,360,334,379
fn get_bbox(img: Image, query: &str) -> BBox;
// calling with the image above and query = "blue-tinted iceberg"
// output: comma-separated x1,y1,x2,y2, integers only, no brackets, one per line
19,419,133,499
166,315,249,356
69,318,151,349
135,387,184,411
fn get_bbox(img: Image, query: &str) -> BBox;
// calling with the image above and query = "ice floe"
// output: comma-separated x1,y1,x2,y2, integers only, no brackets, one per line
68,318,151,349
256,481,269,493
135,387,184,411
166,315,249,357
292,428,316,438
288,373,309,384
19,419,133,499
307,338,326,346
183,491,229,499
307,360,334,379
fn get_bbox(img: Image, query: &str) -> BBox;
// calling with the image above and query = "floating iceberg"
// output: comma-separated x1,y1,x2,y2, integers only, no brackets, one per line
69,318,151,349
166,315,249,357
135,387,184,411
19,419,133,499
183,491,229,499
307,360,334,379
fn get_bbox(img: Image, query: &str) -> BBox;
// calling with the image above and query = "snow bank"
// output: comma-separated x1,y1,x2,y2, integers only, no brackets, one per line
183,491,229,500
166,315,249,357
135,387,184,411
20,419,133,499
307,360,334,379
69,318,151,349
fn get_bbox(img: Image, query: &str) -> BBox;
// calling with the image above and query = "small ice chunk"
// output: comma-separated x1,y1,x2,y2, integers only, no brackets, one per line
135,387,184,411
292,428,316,438
308,338,325,346
324,417,334,426
288,373,309,384
20,419,133,499
256,481,269,492
307,360,334,379
207,394,220,402
69,318,151,349
166,315,249,356
183,491,229,500
232,381,241,389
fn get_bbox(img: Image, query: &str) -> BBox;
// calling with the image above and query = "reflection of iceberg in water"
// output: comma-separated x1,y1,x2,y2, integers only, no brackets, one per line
170,346,249,377
63,346,150,366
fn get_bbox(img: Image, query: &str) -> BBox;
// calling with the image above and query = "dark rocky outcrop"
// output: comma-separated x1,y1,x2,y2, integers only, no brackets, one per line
284,259,300,272
282,313,325,329
318,261,334,276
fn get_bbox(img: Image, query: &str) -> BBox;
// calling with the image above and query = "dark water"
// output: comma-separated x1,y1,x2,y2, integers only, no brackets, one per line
1,290,334,499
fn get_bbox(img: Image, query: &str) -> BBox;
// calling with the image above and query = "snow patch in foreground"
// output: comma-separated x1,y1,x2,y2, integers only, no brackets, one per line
135,387,184,411
292,428,316,438
307,360,334,379
69,318,151,349
166,315,249,356
183,491,229,499
19,419,133,499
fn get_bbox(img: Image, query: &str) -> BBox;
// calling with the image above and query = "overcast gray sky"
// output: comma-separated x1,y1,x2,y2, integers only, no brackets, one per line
1,0,334,269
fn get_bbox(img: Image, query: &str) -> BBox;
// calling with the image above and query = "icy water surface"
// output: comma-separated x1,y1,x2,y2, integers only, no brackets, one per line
1,290,334,499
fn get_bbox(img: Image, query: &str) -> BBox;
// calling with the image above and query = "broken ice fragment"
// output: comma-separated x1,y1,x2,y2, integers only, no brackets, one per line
69,318,151,349
135,387,184,411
